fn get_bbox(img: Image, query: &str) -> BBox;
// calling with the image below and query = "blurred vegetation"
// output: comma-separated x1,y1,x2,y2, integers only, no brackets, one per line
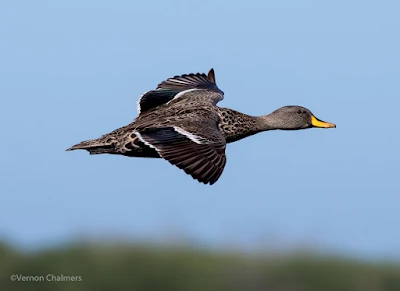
0,241,399,291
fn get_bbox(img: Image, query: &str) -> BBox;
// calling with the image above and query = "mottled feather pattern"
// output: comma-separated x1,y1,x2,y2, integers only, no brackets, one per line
67,68,336,185
67,69,247,184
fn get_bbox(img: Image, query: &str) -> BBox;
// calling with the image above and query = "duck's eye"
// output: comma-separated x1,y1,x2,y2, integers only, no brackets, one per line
296,110,302,114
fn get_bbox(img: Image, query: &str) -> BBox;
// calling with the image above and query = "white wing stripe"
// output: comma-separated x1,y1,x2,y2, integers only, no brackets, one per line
134,132,158,150
173,126,205,144
136,90,152,114
168,88,200,104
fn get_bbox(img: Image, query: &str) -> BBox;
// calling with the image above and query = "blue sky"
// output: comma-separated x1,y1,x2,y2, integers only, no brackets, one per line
1,1,399,259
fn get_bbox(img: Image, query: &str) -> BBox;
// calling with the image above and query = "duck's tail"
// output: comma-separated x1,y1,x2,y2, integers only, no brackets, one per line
66,136,116,155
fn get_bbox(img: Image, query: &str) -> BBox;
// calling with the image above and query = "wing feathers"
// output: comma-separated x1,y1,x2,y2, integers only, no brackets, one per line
137,69,223,115
137,127,226,185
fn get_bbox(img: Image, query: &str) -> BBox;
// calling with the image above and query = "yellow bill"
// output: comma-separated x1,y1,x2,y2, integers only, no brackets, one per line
311,115,336,128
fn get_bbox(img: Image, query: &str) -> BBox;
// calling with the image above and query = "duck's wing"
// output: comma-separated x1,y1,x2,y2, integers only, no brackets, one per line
137,69,224,115
135,116,226,185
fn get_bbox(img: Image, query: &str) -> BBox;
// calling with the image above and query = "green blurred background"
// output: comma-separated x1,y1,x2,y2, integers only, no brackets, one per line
1,241,399,291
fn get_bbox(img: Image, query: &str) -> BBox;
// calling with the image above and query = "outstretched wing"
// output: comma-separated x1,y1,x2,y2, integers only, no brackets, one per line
135,117,226,185
137,69,224,115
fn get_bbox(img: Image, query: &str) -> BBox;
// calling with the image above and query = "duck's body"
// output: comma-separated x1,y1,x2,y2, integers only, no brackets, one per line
67,69,335,185
77,107,262,156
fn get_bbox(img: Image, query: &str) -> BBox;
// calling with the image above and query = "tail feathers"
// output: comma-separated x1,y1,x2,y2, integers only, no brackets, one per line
66,138,115,154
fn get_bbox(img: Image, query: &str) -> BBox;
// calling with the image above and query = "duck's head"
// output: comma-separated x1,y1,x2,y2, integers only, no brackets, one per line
268,106,336,130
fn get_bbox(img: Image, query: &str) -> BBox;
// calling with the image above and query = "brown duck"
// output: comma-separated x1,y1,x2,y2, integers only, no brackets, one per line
67,69,336,185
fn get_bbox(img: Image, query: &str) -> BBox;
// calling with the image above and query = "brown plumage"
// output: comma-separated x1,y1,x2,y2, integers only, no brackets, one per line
67,69,336,185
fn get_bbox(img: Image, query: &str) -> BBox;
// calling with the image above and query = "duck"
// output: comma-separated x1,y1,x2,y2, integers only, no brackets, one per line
67,69,336,185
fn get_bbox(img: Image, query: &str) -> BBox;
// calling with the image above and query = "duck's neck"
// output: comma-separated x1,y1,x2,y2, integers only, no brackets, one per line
218,108,279,143
257,113,288,131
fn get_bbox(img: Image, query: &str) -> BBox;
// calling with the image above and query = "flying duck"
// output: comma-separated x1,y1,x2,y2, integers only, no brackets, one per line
67,69,336,185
